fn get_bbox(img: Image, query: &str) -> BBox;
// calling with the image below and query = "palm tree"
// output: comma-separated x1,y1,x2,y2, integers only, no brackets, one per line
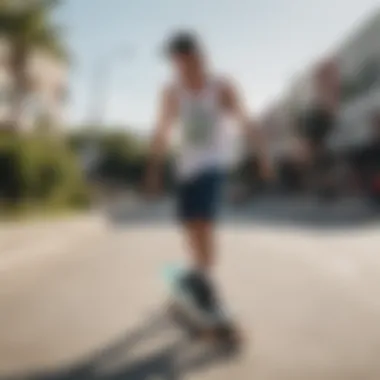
0,0,67,130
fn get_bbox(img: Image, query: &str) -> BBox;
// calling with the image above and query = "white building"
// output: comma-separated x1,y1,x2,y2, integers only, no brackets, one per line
263,8,380,155
0,37,68,132
333,9,380,150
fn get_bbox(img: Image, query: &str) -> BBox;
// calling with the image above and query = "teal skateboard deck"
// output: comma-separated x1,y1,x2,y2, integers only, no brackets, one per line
162,264,206,321
162,264,240,343
162,263,205,337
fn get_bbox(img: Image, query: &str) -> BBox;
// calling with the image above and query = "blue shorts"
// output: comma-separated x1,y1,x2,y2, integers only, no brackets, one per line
177,169,223,222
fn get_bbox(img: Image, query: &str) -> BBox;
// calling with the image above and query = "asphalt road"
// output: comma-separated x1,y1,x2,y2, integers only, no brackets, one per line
1,201,380,380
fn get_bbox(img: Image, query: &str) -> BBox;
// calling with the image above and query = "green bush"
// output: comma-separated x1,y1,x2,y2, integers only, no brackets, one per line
0,133,90,216
67,128,175,192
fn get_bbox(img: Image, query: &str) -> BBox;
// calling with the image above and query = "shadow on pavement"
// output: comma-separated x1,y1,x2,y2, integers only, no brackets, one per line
19,311,240,380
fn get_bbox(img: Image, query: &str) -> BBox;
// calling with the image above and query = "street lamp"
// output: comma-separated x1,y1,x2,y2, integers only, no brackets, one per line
87,45,134,126
82,45,134,175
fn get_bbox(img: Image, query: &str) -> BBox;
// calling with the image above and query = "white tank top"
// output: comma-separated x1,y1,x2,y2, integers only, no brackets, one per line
175,76,226,181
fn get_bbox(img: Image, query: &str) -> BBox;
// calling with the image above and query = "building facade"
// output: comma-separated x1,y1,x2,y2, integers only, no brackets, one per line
335,10,380,149
263,8,380,156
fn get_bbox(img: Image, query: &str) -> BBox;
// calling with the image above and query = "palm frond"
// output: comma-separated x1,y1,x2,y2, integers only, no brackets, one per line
0,0,68,61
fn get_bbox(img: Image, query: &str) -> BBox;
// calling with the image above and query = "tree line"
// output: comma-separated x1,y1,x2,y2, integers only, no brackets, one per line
68,128,175,193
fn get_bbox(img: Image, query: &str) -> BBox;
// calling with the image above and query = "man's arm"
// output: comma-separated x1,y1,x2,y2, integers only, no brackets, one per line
145,85,177,194
221,78,273,178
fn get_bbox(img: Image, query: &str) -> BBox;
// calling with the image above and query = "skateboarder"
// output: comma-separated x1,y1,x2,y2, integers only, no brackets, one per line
146,31,271,327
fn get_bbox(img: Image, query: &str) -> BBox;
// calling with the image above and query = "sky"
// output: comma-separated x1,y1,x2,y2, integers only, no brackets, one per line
56,0,379,132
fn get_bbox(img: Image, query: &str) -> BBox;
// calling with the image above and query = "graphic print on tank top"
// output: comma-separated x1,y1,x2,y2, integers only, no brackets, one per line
183,98,217,148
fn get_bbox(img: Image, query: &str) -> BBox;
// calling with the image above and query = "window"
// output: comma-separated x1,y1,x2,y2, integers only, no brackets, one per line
359,59,380,91
341,78,359,103
341,58,380,104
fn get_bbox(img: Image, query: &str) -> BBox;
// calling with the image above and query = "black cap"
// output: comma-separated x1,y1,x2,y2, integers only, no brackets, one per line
165,31,201,57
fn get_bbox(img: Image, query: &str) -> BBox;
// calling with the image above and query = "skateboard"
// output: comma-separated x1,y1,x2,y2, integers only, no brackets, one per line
162,264,241,344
